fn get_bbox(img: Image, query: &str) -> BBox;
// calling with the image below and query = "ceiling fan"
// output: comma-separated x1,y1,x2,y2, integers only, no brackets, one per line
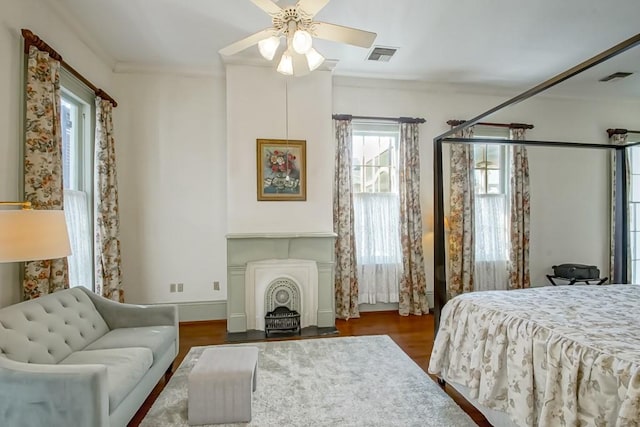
219,0,377,76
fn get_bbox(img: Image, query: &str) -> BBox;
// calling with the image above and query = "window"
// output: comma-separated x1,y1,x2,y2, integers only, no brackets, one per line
474,144,505,194
61,70,95,290
352,124,398,193
628,139,640,283
473,127,510,291
351,121,402,304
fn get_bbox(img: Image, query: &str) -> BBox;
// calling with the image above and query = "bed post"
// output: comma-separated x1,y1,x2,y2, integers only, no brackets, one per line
433,136,446,332
614,146,629,283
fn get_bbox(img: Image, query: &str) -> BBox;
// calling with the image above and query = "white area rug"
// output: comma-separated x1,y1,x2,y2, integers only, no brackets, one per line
141,335,475,426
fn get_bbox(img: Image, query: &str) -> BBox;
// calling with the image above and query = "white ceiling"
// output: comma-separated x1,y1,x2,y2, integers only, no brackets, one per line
49,0,640,97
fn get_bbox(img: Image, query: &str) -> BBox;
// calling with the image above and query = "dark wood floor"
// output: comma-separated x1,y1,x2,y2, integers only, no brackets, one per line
128,311,490,426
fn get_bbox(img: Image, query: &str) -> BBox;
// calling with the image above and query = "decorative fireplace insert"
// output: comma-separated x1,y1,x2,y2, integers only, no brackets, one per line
265,306,301,337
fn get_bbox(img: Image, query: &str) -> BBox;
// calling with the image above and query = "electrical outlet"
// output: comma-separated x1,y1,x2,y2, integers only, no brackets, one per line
170,283,176,293
213,281,220,291
177,283,184,292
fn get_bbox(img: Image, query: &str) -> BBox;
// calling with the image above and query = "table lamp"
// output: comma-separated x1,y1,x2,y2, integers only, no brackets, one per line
0,201,71,263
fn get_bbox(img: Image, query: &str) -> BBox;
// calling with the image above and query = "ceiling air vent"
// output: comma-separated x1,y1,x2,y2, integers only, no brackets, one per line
367,46,397,62
599,72,633,82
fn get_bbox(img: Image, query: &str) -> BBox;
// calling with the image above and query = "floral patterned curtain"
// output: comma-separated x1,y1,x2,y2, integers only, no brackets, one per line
507,128,531,289
23,46,69,300
448,127,475,298
333,118,359,319
398,122,427,315
95,98,124,302
610,133,630,283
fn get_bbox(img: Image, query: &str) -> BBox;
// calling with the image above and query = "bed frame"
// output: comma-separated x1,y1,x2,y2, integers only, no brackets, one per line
432,32,640,331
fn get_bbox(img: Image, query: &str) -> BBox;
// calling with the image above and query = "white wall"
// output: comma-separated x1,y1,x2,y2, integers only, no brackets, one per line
2,2,639,312
114,63,333,308
333,77,640,293
113,72,228,304
226,64,334,233
0,0,113,307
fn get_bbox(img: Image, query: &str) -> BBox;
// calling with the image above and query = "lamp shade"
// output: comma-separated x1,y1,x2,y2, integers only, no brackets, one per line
305,48,325,71
292,30,312,54
258,36,280,61
0,210,71,262
277,50,294,75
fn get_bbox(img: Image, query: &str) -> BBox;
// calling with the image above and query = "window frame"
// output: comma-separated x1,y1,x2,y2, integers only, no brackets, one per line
61,70,95,195
472,126,511,263
473,126,510,196
349,120,403,268
60,68,96,290
627,136,640,284
351,121,400,194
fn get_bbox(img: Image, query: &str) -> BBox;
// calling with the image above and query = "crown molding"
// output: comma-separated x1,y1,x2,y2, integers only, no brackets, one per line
332,75,640,104
221,55,338,72
333,75,518,96
113,62,226,78
114,57,340,78
40,0,116,70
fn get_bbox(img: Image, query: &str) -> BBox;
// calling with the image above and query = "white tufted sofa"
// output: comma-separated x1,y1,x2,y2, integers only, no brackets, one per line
0,286,178,427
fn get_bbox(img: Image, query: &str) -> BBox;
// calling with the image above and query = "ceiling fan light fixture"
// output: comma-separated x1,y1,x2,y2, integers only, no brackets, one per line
305,48,325,71
292,30,313,54
277,50,294,75
258,36,281,61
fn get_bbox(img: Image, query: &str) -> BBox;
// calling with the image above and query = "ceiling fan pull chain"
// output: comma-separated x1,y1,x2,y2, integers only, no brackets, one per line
285,80,289,142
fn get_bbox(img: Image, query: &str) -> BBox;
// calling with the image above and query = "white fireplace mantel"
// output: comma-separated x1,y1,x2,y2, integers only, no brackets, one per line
226,232,336,333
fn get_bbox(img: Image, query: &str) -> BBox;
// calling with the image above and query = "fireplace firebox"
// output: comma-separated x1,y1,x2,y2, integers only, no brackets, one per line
264,306,301,337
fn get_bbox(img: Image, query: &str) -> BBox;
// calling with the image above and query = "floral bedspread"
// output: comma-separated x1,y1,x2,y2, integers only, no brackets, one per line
428,285,640,427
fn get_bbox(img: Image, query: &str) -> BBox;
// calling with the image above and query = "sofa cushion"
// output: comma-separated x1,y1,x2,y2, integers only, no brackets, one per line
84,326,176,362
0,288,110,364
59,347,153,411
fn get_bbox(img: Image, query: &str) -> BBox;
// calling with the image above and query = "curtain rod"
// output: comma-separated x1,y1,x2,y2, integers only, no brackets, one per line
21,29,118,108
441,137,617,149
332,114,426,124
607,128,640,137
447,119,534,129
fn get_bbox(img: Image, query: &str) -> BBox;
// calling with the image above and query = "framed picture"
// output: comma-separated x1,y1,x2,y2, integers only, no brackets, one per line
257,139,306,201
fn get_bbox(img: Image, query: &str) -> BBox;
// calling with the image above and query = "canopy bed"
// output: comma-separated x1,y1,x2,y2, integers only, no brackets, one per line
429,32,640,427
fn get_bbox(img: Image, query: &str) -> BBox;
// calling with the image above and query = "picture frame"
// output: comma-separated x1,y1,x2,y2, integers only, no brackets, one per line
257,139,307,201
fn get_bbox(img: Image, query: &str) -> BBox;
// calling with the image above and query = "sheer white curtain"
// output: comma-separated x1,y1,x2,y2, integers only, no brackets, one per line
474,194,509,291
353,192,402,303
64,189,92,290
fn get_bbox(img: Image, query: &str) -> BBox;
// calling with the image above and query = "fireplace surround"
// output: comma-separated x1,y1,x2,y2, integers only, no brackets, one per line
226,232,336,333
245,258,318,331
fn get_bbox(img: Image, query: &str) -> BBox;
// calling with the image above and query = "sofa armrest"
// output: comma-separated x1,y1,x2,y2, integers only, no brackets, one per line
0,357,109,427
77,287,179,355
77,286,177,328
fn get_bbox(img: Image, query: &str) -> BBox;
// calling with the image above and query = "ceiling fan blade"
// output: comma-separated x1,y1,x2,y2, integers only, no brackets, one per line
219,28,276,56
296,0,330,17
250,0,282,15
312,22,376,48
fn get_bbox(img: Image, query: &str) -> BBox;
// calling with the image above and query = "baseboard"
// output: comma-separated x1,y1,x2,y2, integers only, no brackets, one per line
427,291,434,309
358,302,399,312
163,291,434,321
358,292,435,313
175,301,227,322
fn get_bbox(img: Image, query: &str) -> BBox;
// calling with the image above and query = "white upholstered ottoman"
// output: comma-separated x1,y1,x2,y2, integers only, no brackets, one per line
188,346,259,425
